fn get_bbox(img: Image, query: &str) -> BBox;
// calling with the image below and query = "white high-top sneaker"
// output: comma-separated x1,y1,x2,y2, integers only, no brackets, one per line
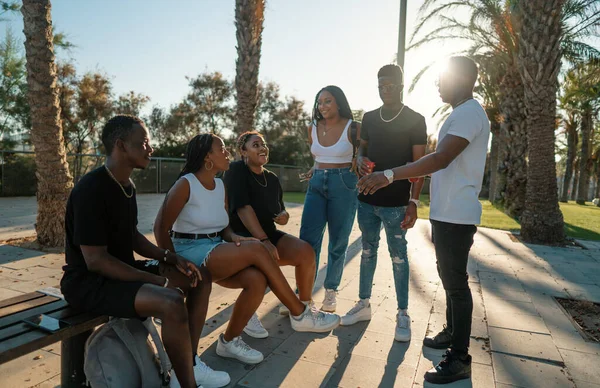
169,355,228,388
243,312,269,339
216,334,264,364
321,289,337,312
290,304,340,333
192,356,230,388
395,310,411,342
340,299,372,326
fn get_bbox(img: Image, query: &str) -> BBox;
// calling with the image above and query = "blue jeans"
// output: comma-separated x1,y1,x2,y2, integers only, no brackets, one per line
300,168,358,290
357,202,409,310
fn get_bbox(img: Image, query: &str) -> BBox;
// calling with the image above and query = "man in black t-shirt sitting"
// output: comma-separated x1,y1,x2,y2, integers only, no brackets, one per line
60,115,229,388
340,65,427,343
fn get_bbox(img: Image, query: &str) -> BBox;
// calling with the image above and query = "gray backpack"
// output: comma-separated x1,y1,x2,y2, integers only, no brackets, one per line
84,317,172,388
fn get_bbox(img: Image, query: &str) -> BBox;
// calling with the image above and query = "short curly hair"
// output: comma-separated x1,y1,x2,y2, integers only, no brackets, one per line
101,115,145,155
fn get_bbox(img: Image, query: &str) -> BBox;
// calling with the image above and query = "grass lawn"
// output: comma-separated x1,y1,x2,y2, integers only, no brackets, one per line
283,192,600,241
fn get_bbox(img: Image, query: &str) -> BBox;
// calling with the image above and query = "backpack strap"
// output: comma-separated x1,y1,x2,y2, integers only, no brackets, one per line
143,318,172,385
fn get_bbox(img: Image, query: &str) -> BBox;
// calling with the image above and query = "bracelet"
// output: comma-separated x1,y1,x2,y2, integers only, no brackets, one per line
163,277,169,288
163,249,170,263
260,237,270,242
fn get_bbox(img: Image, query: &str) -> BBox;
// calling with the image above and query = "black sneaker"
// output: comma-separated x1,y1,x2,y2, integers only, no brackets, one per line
424,350,471,384
423,325,452,349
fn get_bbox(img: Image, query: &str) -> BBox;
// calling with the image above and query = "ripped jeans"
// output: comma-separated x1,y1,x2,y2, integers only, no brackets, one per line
357,202,409,310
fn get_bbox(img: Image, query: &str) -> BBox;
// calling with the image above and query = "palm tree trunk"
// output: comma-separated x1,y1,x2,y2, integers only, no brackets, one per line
499,69,527,218
488,125,500,202
571,156,580,200
494,123,509,204
560,122,578,202
21,0,73,247
576,108,592,204
234,0,265,135
517,0,565,244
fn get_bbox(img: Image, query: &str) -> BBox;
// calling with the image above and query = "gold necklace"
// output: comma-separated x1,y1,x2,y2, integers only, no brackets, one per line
379,104,405,123
104,165,135,198
322,122,330,137
251,169,268,188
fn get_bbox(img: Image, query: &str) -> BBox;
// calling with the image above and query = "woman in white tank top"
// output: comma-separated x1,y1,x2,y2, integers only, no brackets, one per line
299,86,360,313
154,134,341,367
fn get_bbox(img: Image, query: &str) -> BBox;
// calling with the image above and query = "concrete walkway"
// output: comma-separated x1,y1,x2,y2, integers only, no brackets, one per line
0,194,599,387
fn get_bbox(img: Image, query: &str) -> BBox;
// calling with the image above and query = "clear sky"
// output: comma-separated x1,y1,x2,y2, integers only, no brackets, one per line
2,0,467,135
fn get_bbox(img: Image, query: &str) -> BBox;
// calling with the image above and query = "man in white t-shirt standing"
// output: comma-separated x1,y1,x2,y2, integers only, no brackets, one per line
357,56,490,385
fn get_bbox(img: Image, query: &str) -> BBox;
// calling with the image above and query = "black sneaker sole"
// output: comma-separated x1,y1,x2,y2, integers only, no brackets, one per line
422,339,452,349
424,371,470,384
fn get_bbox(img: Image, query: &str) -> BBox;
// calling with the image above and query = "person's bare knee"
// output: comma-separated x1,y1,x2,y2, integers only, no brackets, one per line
300,242,316,268
160,291,188,323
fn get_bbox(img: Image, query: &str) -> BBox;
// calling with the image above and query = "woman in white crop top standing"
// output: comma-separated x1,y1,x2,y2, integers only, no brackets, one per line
299,85,360,313
154,134,341,370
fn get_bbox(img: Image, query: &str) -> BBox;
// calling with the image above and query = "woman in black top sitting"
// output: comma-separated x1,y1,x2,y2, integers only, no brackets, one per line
223,131,317,339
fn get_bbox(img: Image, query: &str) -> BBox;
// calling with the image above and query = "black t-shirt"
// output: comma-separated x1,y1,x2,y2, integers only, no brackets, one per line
359,105,427,207
64,166,138,274
223,160,285,237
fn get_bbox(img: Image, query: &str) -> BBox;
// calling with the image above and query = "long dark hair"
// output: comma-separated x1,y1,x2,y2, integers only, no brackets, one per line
178,133,215,178
311,85,353,124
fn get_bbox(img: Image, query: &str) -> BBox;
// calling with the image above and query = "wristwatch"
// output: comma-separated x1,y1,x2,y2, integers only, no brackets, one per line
409,198,420,207
383,169,394,184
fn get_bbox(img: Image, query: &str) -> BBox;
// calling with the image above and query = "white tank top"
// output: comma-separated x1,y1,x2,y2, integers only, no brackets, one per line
310,119,354,164
172,174,229,234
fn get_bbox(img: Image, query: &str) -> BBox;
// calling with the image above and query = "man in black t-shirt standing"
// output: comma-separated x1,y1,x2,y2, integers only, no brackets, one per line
60,115,230,388
340,65,427,343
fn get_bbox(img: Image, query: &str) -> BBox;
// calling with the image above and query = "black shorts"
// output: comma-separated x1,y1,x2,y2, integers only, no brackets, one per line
239,229,287,246
60,260,161,319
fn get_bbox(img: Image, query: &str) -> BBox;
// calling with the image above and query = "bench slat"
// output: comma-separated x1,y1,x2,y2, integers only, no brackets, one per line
0,292,44,310
0,314,107,364
0,295,60,320
0,307,104,342
0,300,68,330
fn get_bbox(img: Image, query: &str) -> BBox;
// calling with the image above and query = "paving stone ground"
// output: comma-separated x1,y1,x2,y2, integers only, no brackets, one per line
1,194,599,387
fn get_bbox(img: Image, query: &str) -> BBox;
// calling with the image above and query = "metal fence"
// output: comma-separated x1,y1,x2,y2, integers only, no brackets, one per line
0,150,307,196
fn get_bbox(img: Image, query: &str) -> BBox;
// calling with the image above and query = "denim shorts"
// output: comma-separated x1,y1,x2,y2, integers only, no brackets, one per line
172,236,225,267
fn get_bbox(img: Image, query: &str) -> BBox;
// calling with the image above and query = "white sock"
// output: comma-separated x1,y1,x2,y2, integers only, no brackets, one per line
220,333,230,344
292,304,309,320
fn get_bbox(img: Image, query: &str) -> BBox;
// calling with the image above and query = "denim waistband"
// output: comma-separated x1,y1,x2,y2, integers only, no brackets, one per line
313,167,353,174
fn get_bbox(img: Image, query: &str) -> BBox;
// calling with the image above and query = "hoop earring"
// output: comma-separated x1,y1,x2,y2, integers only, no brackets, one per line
205,160,214,171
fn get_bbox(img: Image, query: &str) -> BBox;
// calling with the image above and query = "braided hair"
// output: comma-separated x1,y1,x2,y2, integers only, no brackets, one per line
178,133,215,178
235,131,263,160
311,85,353,124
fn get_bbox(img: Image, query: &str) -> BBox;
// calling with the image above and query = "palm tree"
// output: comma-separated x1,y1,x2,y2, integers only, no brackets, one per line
234,0,265,135
410,0,528,217
21,0,73,247
411,0,600,219
516,0,565,244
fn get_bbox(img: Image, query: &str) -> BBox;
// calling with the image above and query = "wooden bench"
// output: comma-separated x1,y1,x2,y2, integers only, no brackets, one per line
0,291,107,387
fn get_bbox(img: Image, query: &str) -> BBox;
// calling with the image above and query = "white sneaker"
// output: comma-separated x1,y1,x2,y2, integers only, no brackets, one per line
280,299,313,316
395,311,411,342
243,313,269,339
321,289,337,312
290,305,340,333
340,299,372,326
169,372,204,388
216,334,264,364
192,356,230,388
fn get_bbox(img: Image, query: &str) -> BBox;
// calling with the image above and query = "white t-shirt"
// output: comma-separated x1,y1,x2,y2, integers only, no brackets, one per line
430,99,490,225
